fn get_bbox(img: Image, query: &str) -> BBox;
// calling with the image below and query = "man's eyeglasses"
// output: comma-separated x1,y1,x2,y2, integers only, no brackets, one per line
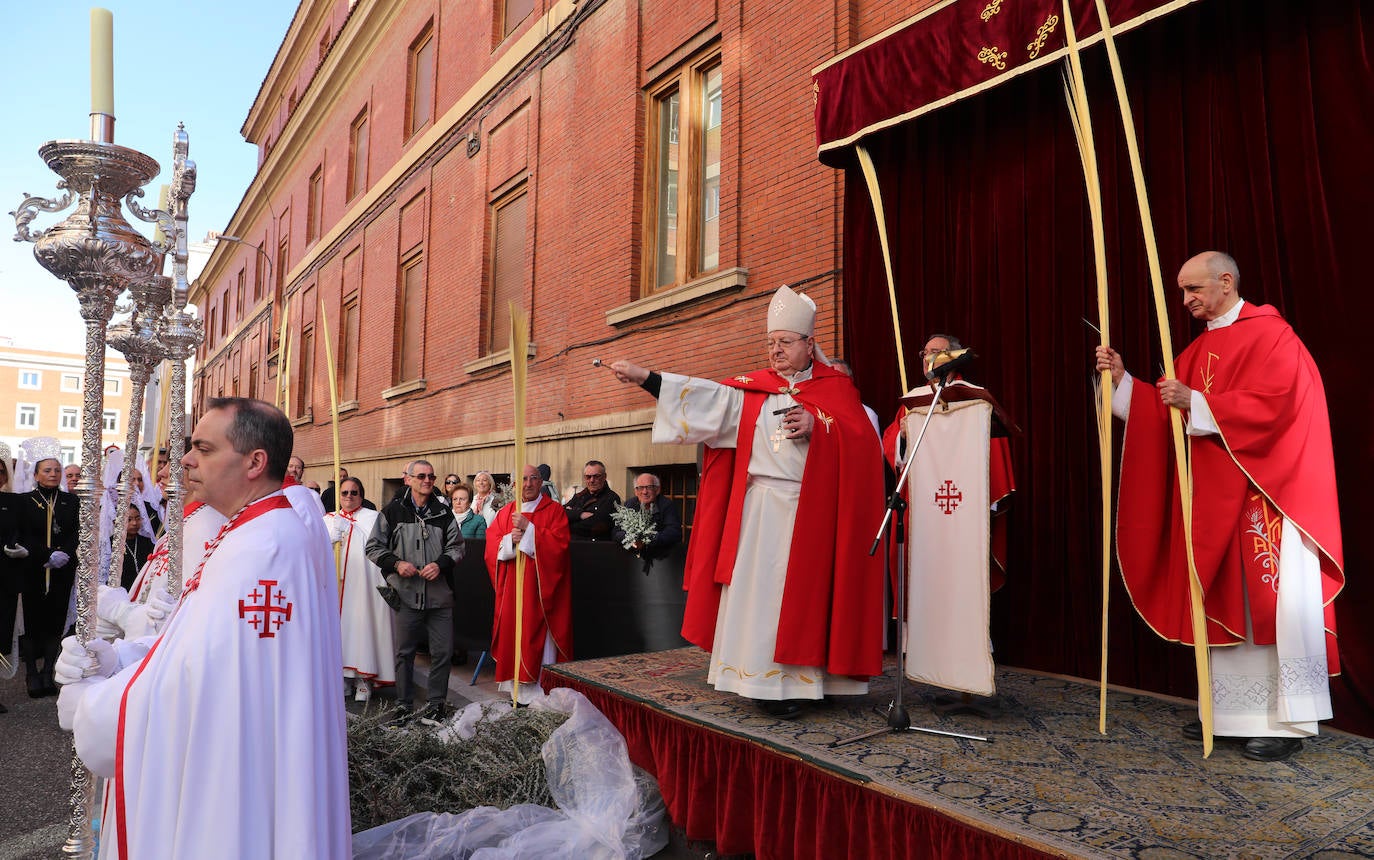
634,485,659,492
583,473,606,481
410,473,437,481
339,490,360,497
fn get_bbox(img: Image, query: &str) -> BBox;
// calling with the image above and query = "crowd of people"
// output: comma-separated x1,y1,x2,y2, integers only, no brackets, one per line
0,249,1343,854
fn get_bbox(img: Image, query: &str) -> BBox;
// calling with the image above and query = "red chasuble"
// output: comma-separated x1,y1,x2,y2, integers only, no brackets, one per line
1116,303,1343,673
680,362,886,678
485,496,573,684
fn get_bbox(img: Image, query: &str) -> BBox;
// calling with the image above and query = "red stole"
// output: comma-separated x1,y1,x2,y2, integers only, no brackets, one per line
1116,303,1343,673
680,362,886,677
484,496,573,684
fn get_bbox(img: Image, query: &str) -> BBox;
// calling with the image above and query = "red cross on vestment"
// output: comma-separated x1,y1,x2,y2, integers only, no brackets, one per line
238,579,294,638
935,480,963,515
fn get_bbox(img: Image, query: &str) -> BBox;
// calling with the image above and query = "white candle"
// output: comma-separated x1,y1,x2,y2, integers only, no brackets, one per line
90,8,114,116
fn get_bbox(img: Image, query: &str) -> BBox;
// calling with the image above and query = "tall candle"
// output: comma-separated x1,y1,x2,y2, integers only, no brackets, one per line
90,8,114,116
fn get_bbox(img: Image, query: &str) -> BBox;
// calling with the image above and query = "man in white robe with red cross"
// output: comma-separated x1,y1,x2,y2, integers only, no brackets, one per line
56,397,350,859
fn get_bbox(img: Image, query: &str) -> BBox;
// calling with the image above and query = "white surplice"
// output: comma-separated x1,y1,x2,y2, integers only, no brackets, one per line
74,493,351,859
327,507,396,684
653,371,867,701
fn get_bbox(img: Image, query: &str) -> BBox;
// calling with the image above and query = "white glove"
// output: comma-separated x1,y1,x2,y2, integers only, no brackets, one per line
328,518,347,543
58,679,97,731
95,585,131,639
54,636,118,686
47,550,71,569
2,543,28,559
139,587,177,635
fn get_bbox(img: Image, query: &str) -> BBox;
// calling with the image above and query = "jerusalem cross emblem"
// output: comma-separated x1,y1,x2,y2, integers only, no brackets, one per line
934,480,963,515
238,579,294,638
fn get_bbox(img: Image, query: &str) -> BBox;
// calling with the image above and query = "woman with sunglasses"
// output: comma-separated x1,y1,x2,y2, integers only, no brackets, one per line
325,476,395,702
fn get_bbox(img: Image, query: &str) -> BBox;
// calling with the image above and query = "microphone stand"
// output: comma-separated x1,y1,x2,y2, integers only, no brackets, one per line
831,371,990,747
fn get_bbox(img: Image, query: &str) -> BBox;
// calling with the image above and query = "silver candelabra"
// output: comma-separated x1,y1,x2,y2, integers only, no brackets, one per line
11,123,197,857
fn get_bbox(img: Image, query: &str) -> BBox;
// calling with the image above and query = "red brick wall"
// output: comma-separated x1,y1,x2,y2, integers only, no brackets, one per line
197,0,912,475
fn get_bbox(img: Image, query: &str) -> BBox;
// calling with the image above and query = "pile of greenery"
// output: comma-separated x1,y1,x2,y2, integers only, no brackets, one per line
347,703,569,833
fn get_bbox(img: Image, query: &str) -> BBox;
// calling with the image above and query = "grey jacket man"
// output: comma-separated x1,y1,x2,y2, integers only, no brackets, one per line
365,492,462,609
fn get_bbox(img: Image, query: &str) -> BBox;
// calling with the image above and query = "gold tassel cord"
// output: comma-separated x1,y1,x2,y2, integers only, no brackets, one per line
855,145,911,396
1092,0,1212,756
509,304,530,706
1060,0,1114,736
319,297,344,592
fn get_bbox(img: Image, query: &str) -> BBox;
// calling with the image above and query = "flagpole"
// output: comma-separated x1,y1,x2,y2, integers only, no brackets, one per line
508,305,529,706
1059,0,1114,735
1091,0,1212,756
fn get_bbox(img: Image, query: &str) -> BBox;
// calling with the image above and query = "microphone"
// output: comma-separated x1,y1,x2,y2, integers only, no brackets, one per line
925,347,976,381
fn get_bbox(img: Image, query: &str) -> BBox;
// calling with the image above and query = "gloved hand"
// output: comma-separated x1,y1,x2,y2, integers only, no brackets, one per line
57,679,94,731
46,550,71,569
139,587,177,635
54,635,118,686
2,543,28,559
328,518,347,543
111,587,177,639
95,584,132,639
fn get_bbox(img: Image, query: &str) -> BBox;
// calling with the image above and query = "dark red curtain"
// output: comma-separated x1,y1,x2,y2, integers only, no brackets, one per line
841,0,1374,735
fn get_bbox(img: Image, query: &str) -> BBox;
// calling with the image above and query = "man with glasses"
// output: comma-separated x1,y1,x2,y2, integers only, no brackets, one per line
321,466,375,512
366,459,463,726
564,460,622,541
606,285,885,720
613,473,683,570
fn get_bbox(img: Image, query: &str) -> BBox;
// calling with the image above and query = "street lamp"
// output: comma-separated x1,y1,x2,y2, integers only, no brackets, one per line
216,233,272,285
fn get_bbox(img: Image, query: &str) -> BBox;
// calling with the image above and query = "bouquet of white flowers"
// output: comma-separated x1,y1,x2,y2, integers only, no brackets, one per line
610,503,657,552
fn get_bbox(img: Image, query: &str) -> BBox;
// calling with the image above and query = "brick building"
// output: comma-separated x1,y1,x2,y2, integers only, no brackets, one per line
190,0,925,507
0,337,133,468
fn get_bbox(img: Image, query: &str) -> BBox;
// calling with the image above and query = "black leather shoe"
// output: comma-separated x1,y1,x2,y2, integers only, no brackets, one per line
1243,736,1302,762
384,705,414,729
418,702,453,727
26,673,43,699
758,699,804,720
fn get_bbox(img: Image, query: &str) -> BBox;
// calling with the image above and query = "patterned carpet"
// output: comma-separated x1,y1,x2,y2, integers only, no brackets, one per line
546,648,1374,859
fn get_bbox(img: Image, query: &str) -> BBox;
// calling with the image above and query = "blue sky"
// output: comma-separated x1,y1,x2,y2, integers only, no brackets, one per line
0,1,299,352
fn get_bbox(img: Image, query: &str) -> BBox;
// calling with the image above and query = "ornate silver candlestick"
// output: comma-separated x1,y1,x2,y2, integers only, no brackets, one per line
12,137,162,856
106,270,172,577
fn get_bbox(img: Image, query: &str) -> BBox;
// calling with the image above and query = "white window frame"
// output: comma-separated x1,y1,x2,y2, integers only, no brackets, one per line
102,409,119,433
104,378,122,395
16,403,39,429
60,446,77,466
19,370,41,390
59,406,79,431
60,373,81,392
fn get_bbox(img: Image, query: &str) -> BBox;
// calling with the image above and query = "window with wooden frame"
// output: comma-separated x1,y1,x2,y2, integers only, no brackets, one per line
395,252,426,384
276,217,290,303
219,289,229,336
296,324,314,418
253,240,266,300
348,108,370,200
306,165,323,243
485,185,528,355
235,267,246,317
501,0,534,39
340,295,360,402
406,23,436,140
644,53,723,294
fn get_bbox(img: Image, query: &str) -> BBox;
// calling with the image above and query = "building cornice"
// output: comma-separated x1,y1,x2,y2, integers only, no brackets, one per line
194,0,579,310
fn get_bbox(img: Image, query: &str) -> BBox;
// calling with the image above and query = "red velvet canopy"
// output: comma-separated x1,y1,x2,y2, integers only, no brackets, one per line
817,0,1374,736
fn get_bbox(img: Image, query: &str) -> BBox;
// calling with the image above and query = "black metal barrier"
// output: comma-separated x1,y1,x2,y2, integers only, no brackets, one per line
450,539,690,660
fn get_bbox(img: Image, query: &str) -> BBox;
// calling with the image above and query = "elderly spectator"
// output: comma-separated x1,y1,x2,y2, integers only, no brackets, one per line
365,459,463,726
287,454,306,484
564,460,621,541
472,471,500,526
613,473,683,569
326,476,395,702
449,482,488,539
63,463,82,492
